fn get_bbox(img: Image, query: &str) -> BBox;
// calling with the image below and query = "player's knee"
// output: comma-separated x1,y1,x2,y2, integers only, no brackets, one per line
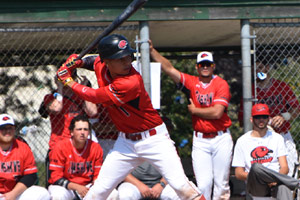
35,186,51,200
251,163,263,173
50,193,66,200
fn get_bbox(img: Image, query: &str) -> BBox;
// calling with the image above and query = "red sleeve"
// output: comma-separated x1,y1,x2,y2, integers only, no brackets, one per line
72,83,112,105
72,76,140,107
21,142,38,175
48,144,66,184
103,76,140,106
285,84,300,109
213,79,231,107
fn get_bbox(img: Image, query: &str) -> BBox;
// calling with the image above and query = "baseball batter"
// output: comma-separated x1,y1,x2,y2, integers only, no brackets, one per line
56,34,205,200
48,115,103,200
150,41,233,200
0,114,51,200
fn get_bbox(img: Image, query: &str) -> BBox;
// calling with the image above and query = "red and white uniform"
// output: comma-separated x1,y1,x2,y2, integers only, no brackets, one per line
43,93,86,150
0,139,50,200
180,73,233,200
71,57,202,200
48,138,103,185
239,78,300,177
74,57,163,133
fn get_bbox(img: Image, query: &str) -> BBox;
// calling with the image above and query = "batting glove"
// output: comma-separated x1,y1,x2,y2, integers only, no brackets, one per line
63,54,83,71
57,66,74,86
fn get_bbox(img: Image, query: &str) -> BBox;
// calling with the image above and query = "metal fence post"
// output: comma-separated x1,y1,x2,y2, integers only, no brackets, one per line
139,21,151,96
241,19,253,132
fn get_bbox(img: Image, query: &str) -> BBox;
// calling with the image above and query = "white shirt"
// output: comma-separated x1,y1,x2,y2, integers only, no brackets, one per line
232,130,287,173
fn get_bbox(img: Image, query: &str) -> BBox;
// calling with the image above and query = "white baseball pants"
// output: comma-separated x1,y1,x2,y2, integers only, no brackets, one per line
84,123,202,200
0,185,50,200
192,131,233,200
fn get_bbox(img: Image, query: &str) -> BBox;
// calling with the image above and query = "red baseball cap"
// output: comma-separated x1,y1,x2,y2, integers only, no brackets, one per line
252,104,270,116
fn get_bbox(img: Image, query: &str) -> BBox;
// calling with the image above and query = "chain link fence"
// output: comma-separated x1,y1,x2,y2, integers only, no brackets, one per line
1,19,300,189
251,20,300,152
0,22,139,187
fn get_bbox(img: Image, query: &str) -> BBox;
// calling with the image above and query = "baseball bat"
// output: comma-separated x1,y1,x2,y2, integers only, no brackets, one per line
77,0,147,60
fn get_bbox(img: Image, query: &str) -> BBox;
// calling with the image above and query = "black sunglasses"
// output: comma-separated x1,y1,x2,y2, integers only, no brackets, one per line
197,62,214,68
253,115,269,119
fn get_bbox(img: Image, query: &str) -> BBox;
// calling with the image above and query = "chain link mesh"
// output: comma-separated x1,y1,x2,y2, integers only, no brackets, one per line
0,22,139,186
2,19,299,188
251,20,300,153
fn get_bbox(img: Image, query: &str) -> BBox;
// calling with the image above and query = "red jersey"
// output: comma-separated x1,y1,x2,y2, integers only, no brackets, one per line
43,93,86,149
256,78,299,133
72,56,163,133
93,104,119,140
48,138,103,185
180,73,232,133
0,139,38,193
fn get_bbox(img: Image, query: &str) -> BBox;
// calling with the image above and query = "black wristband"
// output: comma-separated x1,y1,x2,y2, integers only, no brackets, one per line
54,178,70,189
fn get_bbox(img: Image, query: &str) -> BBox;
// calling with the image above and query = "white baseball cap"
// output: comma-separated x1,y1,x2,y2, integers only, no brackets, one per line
0,114,15,127
197,51,214,64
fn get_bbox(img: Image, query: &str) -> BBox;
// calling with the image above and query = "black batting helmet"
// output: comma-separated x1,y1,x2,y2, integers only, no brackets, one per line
98,34,136,60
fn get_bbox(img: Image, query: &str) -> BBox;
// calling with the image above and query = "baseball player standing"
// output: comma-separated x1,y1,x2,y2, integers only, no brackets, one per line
0,114,51,200
56,34,205,200
48,115,103,200
150,41,233,200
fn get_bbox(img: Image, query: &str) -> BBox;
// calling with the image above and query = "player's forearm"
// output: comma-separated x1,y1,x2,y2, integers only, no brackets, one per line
234,167,248,181
189,104,225,119
84,101,98,117
8,182,28,198
67,182,85,191
150,46,181,83
124,174,144,187
71,83,112,105
278,156,289,175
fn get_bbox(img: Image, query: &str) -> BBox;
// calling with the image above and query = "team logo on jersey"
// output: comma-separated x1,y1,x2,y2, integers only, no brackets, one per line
118,40,128,49
68,161,93,174
201,53,209,58
250,146,273,164
0,160,21,173
195,91,213,106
